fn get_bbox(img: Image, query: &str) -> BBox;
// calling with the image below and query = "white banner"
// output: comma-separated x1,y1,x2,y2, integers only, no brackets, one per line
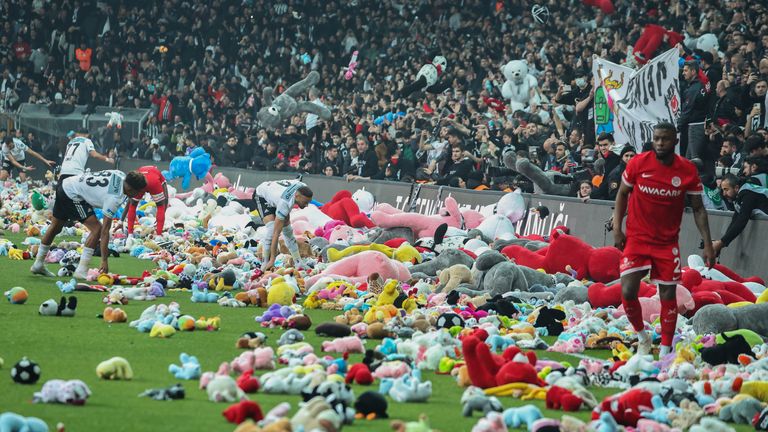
592,49,681,152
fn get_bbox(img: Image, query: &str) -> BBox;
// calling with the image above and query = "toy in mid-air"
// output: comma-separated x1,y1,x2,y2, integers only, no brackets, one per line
256,71,332,130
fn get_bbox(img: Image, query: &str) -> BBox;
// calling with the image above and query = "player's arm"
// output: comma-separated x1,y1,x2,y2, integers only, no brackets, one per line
612,181,631,250
6,154,29,170
25,148,55,167
690,194,716,267
717,191,758,250
99,215,114,272
89,149,114,164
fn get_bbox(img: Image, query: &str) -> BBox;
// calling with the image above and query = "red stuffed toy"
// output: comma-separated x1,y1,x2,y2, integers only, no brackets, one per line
712,263,765,285
631,24,684,65
592,388,653,427
547,385,584,411
588,280,657,308
222,400,264,424
236,370,260,393
346,363,374,385
681,270,756,306
321,190,374,229
461,329,544,389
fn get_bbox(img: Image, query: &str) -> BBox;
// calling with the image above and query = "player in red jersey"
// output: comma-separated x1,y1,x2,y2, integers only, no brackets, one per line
123,165,168,236
612,122,716,358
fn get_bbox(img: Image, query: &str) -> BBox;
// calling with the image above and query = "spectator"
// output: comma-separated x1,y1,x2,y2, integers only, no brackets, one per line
720,135,743,168
714,169,768,255
604,146,637,201
435,144,474,186
680,60,709,162
577,180,593,202
346,136,378,180
592,132,621,199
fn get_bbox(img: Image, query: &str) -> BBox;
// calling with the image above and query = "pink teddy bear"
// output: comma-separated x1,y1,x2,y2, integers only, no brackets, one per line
322,335,365,354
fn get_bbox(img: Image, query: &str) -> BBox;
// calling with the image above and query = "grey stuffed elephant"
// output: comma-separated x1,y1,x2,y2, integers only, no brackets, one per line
257,71,332,130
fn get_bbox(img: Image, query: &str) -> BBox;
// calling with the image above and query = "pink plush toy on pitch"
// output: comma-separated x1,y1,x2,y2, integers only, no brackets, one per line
304,250,411,291
370,196,465,238
615,285,695,323
322,336,365,353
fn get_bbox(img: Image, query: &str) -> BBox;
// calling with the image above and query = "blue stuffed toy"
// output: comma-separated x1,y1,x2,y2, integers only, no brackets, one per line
163,147,212,190
502,405,542,429
0,412,48,432
168,353,201,380
57,278,77,294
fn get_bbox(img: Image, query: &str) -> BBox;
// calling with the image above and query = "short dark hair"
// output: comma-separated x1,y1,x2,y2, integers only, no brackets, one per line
125,171,147,191
745,135,766,154
721,173,740,187
597,132,614,143
654,122,677,134
683,61,699,72
297,186,313,198
3,136,12,144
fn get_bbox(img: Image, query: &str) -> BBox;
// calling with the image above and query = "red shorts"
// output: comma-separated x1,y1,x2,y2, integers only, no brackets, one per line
619,239,681,285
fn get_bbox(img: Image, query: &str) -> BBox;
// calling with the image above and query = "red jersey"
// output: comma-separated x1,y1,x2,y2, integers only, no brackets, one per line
138,165,166,201
621,151,702,245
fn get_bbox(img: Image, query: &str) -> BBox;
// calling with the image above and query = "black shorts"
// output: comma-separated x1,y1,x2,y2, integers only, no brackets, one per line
1,158,24,175
255,195,276,218
52,181,94,222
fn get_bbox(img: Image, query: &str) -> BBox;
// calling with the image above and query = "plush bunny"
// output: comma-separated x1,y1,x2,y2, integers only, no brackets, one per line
257,71,331,130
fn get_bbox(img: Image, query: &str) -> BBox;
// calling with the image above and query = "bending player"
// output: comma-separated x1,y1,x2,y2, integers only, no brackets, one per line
30,170,147,279
254,179,314,271
122,165,168,236
612,122,715,358
1,136,55,181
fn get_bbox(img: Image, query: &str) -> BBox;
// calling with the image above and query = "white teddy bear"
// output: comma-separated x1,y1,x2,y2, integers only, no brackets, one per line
501,60,540,112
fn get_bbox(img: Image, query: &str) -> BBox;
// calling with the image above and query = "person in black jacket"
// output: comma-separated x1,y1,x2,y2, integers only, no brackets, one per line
679,61,709,160
604,146,637,200
346,136,379,180
591,132,621,199
713,170,768,255
435,145,474,185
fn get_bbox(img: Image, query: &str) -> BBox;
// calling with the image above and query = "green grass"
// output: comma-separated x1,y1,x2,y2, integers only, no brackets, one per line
0,233,752,432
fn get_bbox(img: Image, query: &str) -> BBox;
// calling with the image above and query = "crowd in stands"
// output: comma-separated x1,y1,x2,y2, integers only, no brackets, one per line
0,0,767,203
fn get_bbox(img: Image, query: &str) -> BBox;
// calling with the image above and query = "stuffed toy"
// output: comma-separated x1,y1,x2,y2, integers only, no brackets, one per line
5,286,28,304
546,385,584,411
615,284,695,322
0,413,48,432
501,60,540,112
688,417,738,432
162,147,212,191
627,24,684,67
291,396,343,432
139,384,185,401
390,415,435,432
436,264,473,293
718,395,764,424
33,379,92,405
39,296,77,317
223,400,264,424
346,363,374,385
327,242,421,264
462,329,544,389
410,249,474,277
278,329,304,346
592,388,654,427
105,111,123,128
257,71,331,130
387,370,433,402
169,353,201,380
96,356,133,380
316,322,352,337
322,336,365,354
502,405,543,430
343,50,359,80
371,196,465,239
692,303,768,337
354,391,389,420
149,321,176,338
461,386,504,417
397,55,449,98
587,280,657,309
321,190,374,228
207,375,247,403
300,380,356,425
266,277,297,305
304,251,411,291
700,333,753,365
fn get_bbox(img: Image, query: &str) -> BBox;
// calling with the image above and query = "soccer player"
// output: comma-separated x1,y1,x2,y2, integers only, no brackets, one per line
612,122,716,358
58,128,114,180
0,136,56,181
30,170,147,279
253,179,314,271
122,165,168,236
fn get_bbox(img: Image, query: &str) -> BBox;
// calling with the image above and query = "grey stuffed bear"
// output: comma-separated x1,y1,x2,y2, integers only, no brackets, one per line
503,149,575,196
257,71,332,130
454,250,560,298
718,396,764,424
692,303,768,337
409,248,473,277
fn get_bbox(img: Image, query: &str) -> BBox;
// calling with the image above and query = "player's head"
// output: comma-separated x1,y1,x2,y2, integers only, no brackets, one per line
3,136,13,148
652,122,678,160
295,186,313,209
75,127,90,137
720,173,740,201
124,171,148,197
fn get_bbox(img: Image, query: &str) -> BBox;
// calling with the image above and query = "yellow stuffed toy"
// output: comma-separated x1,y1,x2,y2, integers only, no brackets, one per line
375,280,400,306
149,322,176,338
327,243,422,264
267,277,296,305
484,382,547,399
363,304,398,324
740,381,768,402
8,248,24,260
96,356,134,380
302,292,325,309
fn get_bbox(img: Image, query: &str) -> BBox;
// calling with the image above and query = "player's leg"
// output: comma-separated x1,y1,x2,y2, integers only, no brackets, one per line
126,199,139,234
73,212,101,279
154,199,167,236
30,216,65,276
256,196,276,262
620,242,653,355
651,244,683,358
280,217,305,269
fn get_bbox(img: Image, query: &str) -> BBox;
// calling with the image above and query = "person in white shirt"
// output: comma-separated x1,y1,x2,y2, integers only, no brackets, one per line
0,136,55,181
253,179,314,270
30,170,147,279
59,128,114,180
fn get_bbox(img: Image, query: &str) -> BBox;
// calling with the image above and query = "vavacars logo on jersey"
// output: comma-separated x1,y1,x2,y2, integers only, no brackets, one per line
637,184,681,197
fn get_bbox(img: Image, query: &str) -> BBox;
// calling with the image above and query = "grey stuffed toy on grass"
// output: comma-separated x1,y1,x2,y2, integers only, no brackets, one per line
692,303,768,337
454,250,559,298
257,71,332,130
409,248,473,277
366,227,415,245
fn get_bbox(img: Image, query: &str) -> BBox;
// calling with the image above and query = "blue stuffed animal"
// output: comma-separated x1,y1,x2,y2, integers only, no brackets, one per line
168,353,201,380
190,283,218,303
56,278,77,294
0,412,48,432
502,404,543,429
163,147,211,190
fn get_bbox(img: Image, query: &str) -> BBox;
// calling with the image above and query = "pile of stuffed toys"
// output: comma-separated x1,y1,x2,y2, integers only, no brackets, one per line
4,163,768,432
